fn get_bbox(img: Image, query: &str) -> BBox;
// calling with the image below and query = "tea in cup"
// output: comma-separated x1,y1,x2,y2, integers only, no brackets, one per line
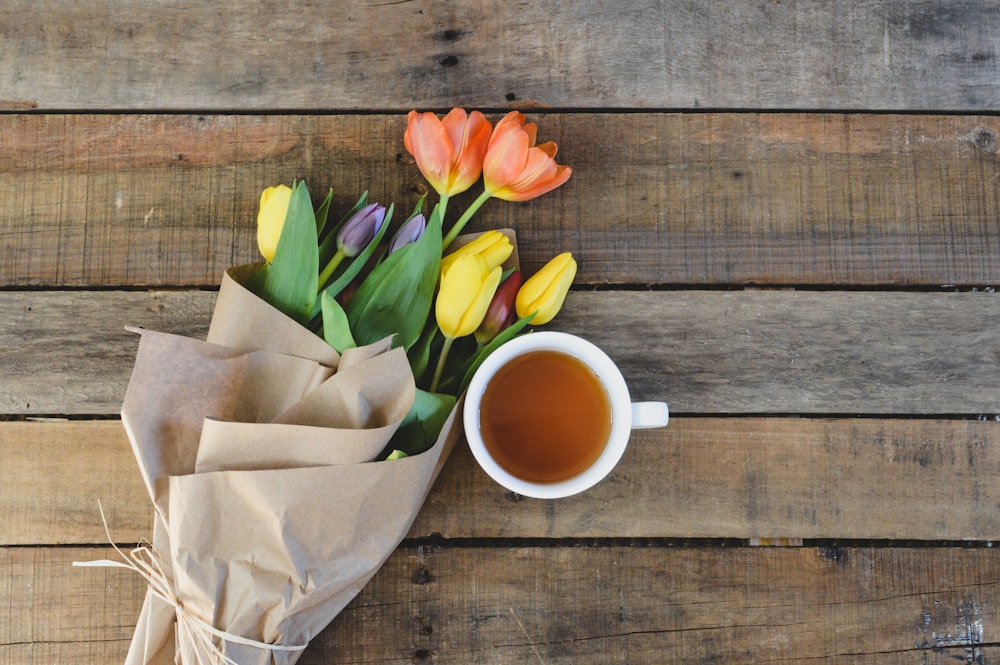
463,331,669,498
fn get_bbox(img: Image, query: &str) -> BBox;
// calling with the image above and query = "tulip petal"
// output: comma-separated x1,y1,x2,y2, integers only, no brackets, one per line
477,237,514,270
523,122,538,147
404,111,455,196
456,264,502,336
516,252,577,324
499,165,573,203
436,255,484,338
445,110,492,194
256,184,293,262
441,108,471,148
536,140,558,159
489,111,525,148
483,127,529,194
440,230,512,274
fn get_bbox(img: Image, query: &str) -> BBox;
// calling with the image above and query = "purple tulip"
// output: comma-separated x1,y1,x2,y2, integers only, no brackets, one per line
388,214,426,254
336,203,386,257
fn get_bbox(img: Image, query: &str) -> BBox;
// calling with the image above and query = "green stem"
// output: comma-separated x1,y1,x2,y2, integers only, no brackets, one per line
429,335,455,394
442,189,492,250
317,247,346,291
438,193,449,223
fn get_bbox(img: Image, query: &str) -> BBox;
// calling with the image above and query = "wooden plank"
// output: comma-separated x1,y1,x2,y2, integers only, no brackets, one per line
3,113,1000,287
0,290,211,414
0,421,149,546
0,547,147,664
7,417,1000,545
1,1,998,111
4,545,999,664
3,289,999,416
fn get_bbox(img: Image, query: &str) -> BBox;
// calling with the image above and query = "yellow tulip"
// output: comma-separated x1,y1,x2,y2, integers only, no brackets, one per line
516,252,577,325
430,252,503,392
440,230,513,276
256,184,293,262
436,254,503,338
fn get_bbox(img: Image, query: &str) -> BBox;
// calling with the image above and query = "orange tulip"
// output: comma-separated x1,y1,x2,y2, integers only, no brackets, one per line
404,108,492,198
482,111,572,202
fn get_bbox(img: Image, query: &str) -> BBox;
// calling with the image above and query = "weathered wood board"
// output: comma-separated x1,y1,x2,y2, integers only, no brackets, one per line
1,1,998,111
5,417,1000,545
6,1,1000,660
3,289,998,415
2,113,999,288
3,546,997,664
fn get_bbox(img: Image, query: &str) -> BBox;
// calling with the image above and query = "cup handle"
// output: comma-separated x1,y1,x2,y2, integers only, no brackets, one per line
631,401,669,429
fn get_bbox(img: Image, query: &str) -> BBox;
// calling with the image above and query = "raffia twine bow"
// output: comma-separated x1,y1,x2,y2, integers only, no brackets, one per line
73,502,308,665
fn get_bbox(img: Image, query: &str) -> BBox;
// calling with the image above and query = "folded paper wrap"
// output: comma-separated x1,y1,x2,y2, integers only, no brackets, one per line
117,267,461,665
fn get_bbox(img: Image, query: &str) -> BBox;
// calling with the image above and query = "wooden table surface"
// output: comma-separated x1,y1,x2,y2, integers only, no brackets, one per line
3,1,1000,663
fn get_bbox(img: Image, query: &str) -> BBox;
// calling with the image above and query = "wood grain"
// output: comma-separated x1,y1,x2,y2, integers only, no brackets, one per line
1,1,998,111
6,0,999,661
7,417,1000,545
5,545,998,664
3,113,1000,287
3,289,998,416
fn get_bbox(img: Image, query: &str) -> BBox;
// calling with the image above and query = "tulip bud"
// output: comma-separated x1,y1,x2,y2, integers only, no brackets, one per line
336,203,386,257
388,213,426,254
440,230,513,276
475,270,523,344
436,254,503,339
256,184,293,262
516,252,577,325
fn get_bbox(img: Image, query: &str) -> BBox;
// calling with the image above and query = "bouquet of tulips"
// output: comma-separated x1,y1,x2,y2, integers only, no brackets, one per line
250,109,576,456
99,109,576,665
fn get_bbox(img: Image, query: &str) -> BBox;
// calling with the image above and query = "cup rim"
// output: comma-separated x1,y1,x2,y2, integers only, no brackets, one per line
463,331,632,499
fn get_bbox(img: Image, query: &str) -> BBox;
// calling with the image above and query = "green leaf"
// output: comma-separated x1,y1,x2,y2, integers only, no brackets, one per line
410,193,427,218
315,188,334,236
345,203,443,351
261,181,318,325
385,389,457,456
320,290,357,352
407,317,440,384
458,313,535,394
242,261,269,296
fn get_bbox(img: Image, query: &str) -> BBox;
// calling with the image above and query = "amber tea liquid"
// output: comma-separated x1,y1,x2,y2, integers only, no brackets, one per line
478,349,612,483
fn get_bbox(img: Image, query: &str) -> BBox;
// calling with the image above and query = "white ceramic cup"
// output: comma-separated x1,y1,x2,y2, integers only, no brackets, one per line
463,331,669,499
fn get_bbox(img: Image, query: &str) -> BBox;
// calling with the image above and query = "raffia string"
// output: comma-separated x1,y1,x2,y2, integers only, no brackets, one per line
73,502,308,665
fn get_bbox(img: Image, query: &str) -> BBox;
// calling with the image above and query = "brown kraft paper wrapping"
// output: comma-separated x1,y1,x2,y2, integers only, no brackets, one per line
117,267,461,665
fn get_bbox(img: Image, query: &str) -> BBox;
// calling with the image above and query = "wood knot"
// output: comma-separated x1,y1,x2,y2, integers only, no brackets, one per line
972,127,996,153
817,547,846,563
411,567,433,585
